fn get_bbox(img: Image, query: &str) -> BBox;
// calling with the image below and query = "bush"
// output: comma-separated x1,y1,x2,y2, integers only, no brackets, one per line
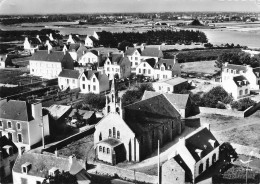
82,93,106,110
216,103,226,109
231,98,256,111
201,86,229,108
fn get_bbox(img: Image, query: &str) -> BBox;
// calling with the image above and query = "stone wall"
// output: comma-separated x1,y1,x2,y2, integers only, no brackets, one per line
231,143,260,159
199,107,245,118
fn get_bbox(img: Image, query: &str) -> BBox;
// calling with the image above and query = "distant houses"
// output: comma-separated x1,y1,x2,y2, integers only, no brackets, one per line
152,77,188,93
58,69,81,90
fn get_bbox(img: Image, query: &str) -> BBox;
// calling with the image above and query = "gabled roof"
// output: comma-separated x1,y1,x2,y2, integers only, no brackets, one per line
233,75,249,87
30,50,66,62
46,104,71,120
0,100,33,121
58,69,80,79
141,47,163,58
28,37,41,45
155,58,177,70
154,77,188,86
253,67,260,78
142,58,156,68
76,45,89,59
13,153,89,179
48,40,59,47
89,50,99,56
142,91,190,109
69,44,80,52
0,136,18,159
70,35,82,43
223,63,247,72
69,109,95,120
185,127,219,162
82,70,97,80
125,47,140,56
125,94,181,119
88,36,99,43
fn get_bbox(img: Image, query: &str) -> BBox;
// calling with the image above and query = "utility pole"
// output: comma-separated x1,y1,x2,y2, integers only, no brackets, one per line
158,140,160,184
40,115,45,149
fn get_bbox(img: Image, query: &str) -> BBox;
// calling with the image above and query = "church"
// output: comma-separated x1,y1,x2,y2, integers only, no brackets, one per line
94,78,184,165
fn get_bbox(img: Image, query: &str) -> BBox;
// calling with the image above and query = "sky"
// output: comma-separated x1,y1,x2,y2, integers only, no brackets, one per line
0,0,259,15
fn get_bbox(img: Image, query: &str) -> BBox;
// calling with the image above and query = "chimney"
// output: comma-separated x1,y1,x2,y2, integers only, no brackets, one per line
158,45,161,50
49,33,54,41
173,54,177,64
122,52,125,57
31,102,42,120
69,155,76,164
224,62,228,67
55,149,59,157
125,46,128,51
97,51,100,56
63,49,66,55
25,37,28,42
69,34,72,40
107,52,110,57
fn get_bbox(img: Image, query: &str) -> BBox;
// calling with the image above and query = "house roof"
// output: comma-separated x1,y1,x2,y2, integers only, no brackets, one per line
69,44,80,52
253,67,260,78
30,50,67,62
89,50,99,56
125,47,140,56
233,75,249,87
223,63,247,72
13,153,88,179
82,70,107,87
46,105,71,120
154,77,188,86
0,136,18,160
28,37,41,45
125,94,181,119
70,35,82,43
89,36,99,43
39,35,50,42
0,100,33,121
141,47,163,58
76,45,89,59
185,127,220,162
98,138,123,148
142,91,190,110
58,69,80,79
142,58,156,68
155,58,178,70
69,109,95,120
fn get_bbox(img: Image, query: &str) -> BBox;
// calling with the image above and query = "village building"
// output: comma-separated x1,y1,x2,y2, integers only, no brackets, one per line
222,75,250,100
136,58,157,78
153,56,181,80
94,80,183,165
58,69,81,90
78,50,100,66
79,70,109,94
66,34,82,45
12,153,91,184
170,125,221,183
104,53,131,79
152,77,188,93
0,54,11,68
23,37,42,54
68,109,96,128
92,31,101,40
0,100,50,152
29,50,74,79
0,136,18,182
142,91,194,118
76,44,89,62
85,36,99,48
45,40,60,51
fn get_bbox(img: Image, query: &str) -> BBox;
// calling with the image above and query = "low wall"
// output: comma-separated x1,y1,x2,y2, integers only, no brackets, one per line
43,126,95,153
231,143,260,159
182,118,201,128
95,163,157,184
199,107,245,118
244,101,260,117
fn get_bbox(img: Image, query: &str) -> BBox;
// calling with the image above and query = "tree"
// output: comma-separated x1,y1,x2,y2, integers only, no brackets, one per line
201,86,229,108
135,83,155,94
42,171,78,184
231,97,256,111
83,93,106,110
219,142,238,163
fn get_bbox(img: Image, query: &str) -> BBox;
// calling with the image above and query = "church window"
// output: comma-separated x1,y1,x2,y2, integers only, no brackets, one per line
109,129,112,137
99,133,102,141
103,147,105,153
117,131,120,139
107,148,110,154
112,94,114,102
107,106,110,113
99,146,102,152
113,127,116,138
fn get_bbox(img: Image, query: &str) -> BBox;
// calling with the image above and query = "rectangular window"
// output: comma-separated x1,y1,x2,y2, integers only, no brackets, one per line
72,79,75,84
139,69,141,73
148,69,151,74
135,62,138,66
8,121,12,128
0,120,2,127
167,87,170,91
135,57,138,61
18,133,22,143
82,84,85,89
93,78,96,82
93,85,96,91
82,77,85,81
17,123,21,130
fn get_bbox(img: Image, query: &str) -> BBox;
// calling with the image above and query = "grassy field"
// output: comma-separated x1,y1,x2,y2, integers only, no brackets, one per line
199,111,260,148
181,60,219,75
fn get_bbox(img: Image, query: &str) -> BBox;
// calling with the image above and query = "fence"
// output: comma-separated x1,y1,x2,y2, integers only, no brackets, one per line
94,163,157,184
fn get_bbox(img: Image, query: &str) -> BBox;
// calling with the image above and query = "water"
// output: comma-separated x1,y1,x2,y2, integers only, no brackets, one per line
1,22,260,49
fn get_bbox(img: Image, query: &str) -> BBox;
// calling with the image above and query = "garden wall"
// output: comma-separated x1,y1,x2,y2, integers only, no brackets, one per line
95,163,157,184
182,118,201,128
244,101,260,117
199,107,245,118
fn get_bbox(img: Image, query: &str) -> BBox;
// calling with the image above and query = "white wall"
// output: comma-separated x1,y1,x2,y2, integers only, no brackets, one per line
58,77,80,90
154,69,172,80
80,74,100,94
78,52,98,66
152,82,173,93
13,171,45,184
136,62,154,77
30,60,62,79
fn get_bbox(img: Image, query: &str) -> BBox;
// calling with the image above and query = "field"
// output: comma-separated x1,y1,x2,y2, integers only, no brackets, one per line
199,111,260,148
181,60,219,75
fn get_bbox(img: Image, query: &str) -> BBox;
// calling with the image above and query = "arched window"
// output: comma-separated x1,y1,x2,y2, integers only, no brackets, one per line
206,158,209,169
107,148,110,154
107,106,110,113
239,90,243,96
117,131,120,139
113,127,116,138
116,107,120,114
99,146,102,152
103,147,105,153
245,89,248,95
212,153,216,163
109,129,112,137
199,163,203,174
112,94,114,102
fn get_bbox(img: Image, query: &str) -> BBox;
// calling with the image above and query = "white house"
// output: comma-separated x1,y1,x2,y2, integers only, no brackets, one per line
222,63,259,90
171,125,221,183
23,37,42,54
104,53,131,80
0,54,8,68
222,75,250,100
0,99,49,152
136,58,156,77
12,153,91,184
93,31,101,40
58,69,81,90
66,34,82,44
79,70,109,94
29,50,74,79
78,50,100,66
153,56,181,80
152,77,188,93
85,36,98,48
